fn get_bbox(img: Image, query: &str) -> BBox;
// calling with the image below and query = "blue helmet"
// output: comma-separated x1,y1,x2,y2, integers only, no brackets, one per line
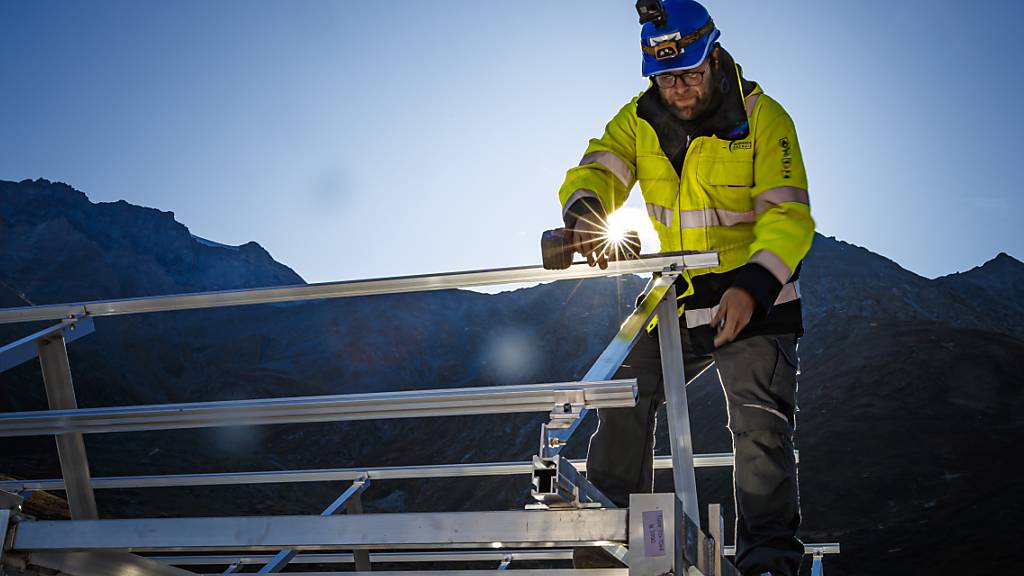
638,0,720,77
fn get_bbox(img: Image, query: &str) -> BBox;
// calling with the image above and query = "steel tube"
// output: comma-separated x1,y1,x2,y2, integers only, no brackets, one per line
0,379,636,437
37,333,98,520
12,509,630,552
0,252,719,325
0,453,738,492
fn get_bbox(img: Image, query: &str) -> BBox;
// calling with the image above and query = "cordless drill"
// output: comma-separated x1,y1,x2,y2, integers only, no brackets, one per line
540,228,641,270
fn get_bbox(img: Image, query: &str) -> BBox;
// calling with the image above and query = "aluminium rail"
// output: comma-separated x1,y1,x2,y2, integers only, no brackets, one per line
0,250,838,576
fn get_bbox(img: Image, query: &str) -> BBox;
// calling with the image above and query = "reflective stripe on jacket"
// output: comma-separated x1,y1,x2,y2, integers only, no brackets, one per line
559,81,813,285
557,69,814,332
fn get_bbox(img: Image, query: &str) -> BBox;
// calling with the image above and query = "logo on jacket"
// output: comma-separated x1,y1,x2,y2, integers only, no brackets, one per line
729,141,752,152
779,137,792,179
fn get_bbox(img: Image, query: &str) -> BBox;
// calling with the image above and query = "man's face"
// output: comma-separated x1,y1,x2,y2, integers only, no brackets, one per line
655,50,719,120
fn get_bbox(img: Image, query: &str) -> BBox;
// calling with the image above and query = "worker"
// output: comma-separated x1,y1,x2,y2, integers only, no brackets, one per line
557,1,814,574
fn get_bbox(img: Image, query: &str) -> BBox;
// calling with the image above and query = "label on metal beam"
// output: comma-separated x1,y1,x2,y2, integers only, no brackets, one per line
642,510,665,557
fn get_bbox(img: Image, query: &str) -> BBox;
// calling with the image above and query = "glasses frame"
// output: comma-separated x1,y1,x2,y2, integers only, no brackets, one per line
653,59,712,89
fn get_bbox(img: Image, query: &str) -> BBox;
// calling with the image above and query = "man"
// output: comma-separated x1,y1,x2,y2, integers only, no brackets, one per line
557,2,814,575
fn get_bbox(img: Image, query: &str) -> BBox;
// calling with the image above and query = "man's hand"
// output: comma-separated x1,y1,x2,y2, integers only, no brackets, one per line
712,287,756,348
571,216,608,269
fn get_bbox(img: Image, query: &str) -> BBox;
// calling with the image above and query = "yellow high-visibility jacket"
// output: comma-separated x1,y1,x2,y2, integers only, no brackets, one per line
558,60,814,341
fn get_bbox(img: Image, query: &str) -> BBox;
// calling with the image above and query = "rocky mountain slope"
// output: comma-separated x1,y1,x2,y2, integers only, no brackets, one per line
1,178,1021,575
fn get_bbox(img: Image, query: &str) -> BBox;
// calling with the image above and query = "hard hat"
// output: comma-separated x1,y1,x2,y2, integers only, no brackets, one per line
638,0,720,77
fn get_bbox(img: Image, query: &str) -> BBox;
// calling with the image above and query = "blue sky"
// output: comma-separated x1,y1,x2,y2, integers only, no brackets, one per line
2,0,1021,283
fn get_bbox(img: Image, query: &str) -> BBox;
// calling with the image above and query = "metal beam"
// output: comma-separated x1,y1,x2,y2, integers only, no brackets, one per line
151,543,839,568
37,332,98,520
12,509,629,552
213,572,625,576
0,252,720,325
0,379,637,437
0,316,94,374
154,550,577,566
656,283,699,526
0,453,741,492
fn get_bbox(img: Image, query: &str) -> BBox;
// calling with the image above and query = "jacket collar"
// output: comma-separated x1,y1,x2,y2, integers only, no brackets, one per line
636,45,757,173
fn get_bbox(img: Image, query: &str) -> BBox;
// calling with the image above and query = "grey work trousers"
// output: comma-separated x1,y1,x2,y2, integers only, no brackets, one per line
584,330,804,576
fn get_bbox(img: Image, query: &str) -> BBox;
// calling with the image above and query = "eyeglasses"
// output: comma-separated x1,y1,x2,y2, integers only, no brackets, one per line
654,69,707,88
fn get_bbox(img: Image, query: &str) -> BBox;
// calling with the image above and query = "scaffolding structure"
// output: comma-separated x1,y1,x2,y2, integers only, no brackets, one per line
0,252,838,575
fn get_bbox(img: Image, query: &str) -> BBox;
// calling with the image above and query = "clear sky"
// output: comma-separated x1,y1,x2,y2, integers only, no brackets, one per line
2,0,1021,284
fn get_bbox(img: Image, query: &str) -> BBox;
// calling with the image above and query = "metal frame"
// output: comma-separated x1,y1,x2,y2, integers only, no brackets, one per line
0,251,840,576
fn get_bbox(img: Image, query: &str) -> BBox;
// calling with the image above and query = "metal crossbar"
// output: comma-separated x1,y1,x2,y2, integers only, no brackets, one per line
0,252,718,324
149,545,841,568
0,379,637,437
0,453,744,491
11,510,631,552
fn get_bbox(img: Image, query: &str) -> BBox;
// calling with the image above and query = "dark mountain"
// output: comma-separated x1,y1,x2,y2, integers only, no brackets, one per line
0,178,302,304
1,179,1021,575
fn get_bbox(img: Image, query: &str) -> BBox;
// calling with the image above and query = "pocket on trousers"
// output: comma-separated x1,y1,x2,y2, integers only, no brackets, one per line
769,335,799,422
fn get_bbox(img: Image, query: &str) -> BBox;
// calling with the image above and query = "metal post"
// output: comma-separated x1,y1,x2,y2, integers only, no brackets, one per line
0,508,10,566
708,503,724,576
344,486,371,572
36,332,98,520
654,282,699,526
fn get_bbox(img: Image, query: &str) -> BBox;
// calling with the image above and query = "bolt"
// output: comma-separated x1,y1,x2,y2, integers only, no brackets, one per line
562,402,572,413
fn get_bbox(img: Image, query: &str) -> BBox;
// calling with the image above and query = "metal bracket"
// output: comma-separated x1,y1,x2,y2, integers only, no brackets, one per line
529,455,613,509
538,392,585,459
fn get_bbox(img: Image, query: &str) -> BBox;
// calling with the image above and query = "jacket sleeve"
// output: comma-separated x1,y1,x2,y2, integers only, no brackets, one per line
732,95,815,317
558,98,639,228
